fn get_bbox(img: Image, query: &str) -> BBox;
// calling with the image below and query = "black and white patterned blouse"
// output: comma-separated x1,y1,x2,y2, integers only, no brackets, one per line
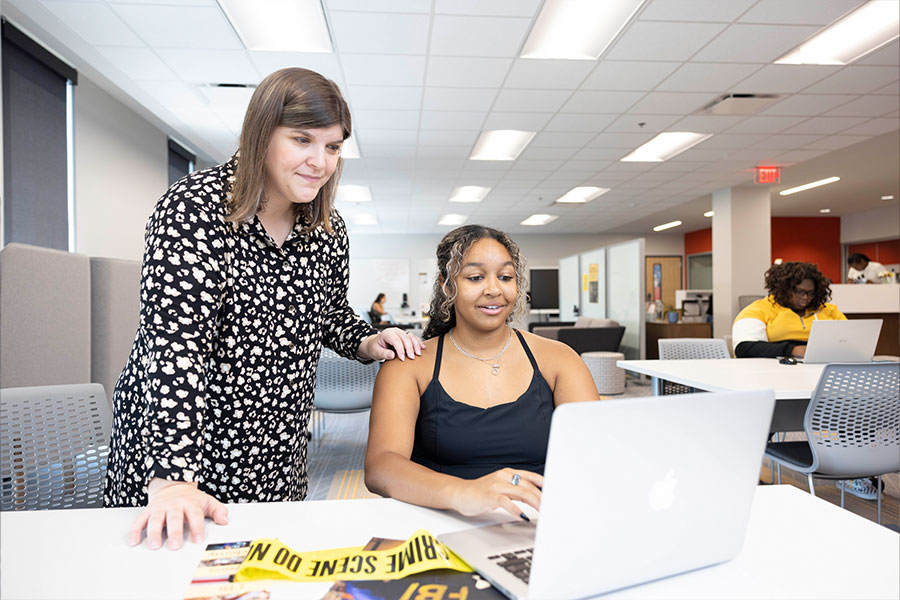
103,155,375,507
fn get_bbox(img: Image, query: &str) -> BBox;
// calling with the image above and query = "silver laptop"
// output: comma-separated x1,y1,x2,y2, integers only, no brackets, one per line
438,390,776,600
801,319,882,364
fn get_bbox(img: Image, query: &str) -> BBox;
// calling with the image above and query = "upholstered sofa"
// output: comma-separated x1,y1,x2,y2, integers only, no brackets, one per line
531,316,625,354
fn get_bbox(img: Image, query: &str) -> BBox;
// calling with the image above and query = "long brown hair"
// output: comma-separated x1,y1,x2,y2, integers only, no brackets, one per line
227,68,351,232
423,225,528,339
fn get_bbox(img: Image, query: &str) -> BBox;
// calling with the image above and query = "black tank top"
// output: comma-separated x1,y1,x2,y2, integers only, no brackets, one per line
411,330,554,479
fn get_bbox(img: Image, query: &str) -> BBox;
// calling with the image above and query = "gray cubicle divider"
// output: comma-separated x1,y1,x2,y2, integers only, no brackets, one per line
606,238,645,360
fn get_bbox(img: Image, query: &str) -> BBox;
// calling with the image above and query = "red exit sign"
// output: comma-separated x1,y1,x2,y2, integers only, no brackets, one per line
754,165,782,184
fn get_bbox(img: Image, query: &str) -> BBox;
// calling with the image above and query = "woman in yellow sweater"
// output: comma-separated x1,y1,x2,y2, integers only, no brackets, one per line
732,261,879,500
732,261,845,359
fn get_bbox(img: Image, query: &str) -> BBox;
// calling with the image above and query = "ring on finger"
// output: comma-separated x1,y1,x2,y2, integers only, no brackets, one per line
511,473,521,486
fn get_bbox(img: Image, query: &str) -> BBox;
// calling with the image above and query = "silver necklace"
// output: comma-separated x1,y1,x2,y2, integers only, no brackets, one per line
448,327,513,376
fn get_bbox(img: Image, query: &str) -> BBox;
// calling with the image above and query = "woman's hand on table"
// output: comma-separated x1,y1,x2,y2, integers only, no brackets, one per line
451,469,543,521
791,345,807,358
129,478,228,550
358,328,425,362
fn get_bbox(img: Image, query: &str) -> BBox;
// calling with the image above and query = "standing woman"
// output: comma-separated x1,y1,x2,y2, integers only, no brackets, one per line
104,68,424,550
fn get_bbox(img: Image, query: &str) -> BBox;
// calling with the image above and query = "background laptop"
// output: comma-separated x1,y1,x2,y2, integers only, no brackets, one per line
802,319,882,363
439,390,776,600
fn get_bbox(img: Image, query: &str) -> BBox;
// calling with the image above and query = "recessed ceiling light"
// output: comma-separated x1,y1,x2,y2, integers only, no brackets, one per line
620,132,713,162
352,213,378,225
521,214,559,226
217,0,333,52
653,220,682,232
819,208,832,214
438,214,468,226
555,186,610,204
449,186,491,203
882,195,895,200
342,136,360,159
779,177,840,196
520,0,646,60
704,210,715,218
335,185,372,203
775,0,900,65
469,130,536,161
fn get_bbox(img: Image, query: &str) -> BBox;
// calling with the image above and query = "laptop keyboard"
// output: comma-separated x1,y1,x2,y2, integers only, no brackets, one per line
488,548,533,584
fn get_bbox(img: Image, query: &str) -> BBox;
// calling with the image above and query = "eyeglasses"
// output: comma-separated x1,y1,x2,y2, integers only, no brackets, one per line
792,287,815,298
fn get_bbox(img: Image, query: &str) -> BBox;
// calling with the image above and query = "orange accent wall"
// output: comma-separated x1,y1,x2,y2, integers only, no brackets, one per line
849,239,900,265
771,217,842,283
685,228,712,255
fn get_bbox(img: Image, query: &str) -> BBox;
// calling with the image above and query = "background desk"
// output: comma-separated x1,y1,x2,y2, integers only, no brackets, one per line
644,321,712,359
618,358,824,430
1,487,897,600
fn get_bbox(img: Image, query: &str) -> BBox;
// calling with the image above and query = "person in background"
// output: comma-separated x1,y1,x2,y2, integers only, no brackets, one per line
847,253,885,283
732,261,878,501
104,68,425,551
370,293,387,322
365,225,598,520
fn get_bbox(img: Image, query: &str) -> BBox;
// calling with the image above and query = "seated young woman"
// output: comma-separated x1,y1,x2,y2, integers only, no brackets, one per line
365,225,598,521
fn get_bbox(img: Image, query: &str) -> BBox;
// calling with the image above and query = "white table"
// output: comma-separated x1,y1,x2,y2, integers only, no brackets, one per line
1,486,897,600
618,358,825,430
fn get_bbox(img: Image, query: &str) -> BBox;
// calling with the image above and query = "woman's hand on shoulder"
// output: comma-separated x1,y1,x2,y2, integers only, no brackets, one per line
358,328,426,362
451,469,542,520
129,478,228,550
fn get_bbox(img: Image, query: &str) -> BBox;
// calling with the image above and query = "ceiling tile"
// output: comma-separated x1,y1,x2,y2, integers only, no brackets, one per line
588,132,656,148
364,144,418,158
353,109,421,130
873,81,900,95
838,117,900,135
326,0,431,12
760,94,857,116
774,149,830,163
738,0,863,25
482,112,551,130
604,114,681,133
351,129,419,145
110,4,242,49
493,89,571,112
824,95,899,117
544,113,617,132
504,59,595,90
692,24,820,63
341,55,427,86
530,131,595,147
562,91,645,113
430,16,531,57
735,64,839,93
855,40,900,67
426,57,513,87
418,130,481,146
699,133,769,149
581,61,680,91
656,63,760,92
434,0,540,16
803,66,900,94
248,53,343,84
572,147,631,161
95,46,177,80
139,81,208,109
155,49,259,83
423,87,498,111
42,1,143,46
639,0,756,22
782,116,870,135
803,135,872,151
670,115,747,132
628,92,714,114
607,22,728,61
347,86,422,111
330,12,430,54
726,115,809,133
750,134,824,149
420,111,487,129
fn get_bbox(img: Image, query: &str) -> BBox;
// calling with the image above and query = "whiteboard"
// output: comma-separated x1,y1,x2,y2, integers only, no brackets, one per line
348,259,410,313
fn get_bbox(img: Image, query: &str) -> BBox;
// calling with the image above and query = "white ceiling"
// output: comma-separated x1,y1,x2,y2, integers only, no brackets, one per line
4,0,899,236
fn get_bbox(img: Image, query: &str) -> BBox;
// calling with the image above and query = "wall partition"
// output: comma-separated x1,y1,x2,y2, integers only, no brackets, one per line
607,238,645,360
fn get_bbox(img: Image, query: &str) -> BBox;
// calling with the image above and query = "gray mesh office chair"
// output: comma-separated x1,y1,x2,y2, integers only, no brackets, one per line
657,338,730,395
765,363,900,523
1,383,111,511
311,347,380,444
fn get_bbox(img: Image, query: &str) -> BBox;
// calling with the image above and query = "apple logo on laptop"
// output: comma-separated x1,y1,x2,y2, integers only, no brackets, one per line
649,469,678,511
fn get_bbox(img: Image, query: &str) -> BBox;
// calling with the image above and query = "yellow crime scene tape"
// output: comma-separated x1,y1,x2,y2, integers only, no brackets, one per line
233,529,473,583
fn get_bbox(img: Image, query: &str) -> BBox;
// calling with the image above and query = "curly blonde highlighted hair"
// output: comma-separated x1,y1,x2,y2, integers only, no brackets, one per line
423,225,527,339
